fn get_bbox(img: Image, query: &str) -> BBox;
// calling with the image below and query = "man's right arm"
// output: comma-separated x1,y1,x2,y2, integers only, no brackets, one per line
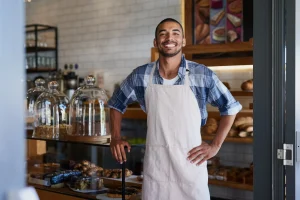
108,71,137,163
110,108,131,164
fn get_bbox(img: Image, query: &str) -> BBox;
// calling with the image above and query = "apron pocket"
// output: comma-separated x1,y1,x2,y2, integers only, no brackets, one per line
143,146,170,182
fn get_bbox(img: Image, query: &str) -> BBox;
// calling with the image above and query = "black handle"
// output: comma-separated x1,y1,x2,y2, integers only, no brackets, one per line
122,162,126,200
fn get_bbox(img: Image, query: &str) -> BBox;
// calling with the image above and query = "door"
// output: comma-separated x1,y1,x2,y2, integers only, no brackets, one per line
285,0,300,199
0,1,27,200
254,0,300,199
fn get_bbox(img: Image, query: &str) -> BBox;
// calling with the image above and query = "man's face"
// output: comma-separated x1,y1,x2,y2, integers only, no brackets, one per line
154,21,186,58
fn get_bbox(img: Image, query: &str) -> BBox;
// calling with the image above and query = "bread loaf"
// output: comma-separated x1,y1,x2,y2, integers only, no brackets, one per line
241,79,253,91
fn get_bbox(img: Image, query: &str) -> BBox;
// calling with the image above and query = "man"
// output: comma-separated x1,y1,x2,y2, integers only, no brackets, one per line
108,18,242,200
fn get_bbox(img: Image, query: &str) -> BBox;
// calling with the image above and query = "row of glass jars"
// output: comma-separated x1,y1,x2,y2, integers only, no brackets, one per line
26,75,110,140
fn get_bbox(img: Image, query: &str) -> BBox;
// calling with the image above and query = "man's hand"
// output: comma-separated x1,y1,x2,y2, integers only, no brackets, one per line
110,139,131,164
187,142,220,166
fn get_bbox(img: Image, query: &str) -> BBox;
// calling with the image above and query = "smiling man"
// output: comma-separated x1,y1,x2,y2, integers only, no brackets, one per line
108,18,242,200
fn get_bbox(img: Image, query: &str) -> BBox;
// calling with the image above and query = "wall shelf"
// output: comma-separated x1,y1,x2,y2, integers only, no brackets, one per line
26,47,56,53
202,134,253,144
230,91,253,96
209,179,253,191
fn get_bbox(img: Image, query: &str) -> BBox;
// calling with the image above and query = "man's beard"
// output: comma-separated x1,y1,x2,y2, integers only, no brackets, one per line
158,48,181,57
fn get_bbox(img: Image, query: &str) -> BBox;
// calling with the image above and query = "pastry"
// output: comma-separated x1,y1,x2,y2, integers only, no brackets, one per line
227,30,238,42
238,131,248,138
212,27,225,42
227,13,242,27
228,128,238,137
195,24,210,44
228,0,242,14
234,117,246,127
241,79,253,91
210,10,225,26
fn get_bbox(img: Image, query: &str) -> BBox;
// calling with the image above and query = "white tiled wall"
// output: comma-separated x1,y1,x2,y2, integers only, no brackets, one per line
26,0,182,95
26,1,253,199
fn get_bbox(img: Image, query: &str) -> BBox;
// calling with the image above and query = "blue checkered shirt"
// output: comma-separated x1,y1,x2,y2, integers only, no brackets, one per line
108,56,242,126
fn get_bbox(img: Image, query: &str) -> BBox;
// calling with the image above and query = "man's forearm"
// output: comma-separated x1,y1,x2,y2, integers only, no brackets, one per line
211,115,236,148
110,108,123,140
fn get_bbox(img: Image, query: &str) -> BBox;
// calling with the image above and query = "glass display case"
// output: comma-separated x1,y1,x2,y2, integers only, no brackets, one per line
33,81,70,139
26,78,46,128
26,136,145,200
67,75,110,141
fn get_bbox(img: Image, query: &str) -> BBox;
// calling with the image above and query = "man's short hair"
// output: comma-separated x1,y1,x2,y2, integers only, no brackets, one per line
155,18,184,39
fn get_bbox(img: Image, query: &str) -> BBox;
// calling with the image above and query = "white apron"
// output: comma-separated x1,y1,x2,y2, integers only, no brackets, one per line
142,61,210,200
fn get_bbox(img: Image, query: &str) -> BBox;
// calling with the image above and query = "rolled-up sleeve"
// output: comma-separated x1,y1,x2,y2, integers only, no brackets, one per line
207,73,242,115
108,71,137,114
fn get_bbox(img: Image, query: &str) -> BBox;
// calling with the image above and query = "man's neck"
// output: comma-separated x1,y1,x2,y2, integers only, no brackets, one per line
158,53,182,79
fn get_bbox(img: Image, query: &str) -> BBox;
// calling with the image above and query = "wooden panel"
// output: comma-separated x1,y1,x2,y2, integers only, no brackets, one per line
27,140,46,158
35,189,87,200
208,179,253,191
192,57,253,66
230,91,253,96
184,0,193,45
182,42,253,54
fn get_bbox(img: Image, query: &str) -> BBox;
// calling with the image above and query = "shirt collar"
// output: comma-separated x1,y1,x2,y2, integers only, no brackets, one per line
155,55,187,80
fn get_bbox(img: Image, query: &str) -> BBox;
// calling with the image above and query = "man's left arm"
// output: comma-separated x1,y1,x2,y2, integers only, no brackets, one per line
188,72,242,166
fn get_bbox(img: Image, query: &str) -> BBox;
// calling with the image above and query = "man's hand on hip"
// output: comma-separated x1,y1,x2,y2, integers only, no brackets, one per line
187,142,220,166
110,139,131,164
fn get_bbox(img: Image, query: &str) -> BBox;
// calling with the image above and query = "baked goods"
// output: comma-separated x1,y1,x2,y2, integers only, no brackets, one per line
69,176,104,190
212,27,225,42
227,13,242,27
228,128,238,137
241,79,253,91
136,175,143,182
210,10,225,26
73,160,103,177
202,118,218,135
195,24,210,43
228,0,242,14
103,168,133,178
34,124,71,139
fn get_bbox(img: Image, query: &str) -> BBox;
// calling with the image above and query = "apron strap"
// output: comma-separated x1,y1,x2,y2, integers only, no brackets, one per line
148,61,157,86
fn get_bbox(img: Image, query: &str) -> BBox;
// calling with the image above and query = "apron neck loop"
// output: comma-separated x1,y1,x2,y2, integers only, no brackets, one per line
149,60,190,86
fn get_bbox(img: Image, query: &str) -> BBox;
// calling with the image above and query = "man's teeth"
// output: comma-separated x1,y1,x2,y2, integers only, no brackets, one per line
165,44,175,47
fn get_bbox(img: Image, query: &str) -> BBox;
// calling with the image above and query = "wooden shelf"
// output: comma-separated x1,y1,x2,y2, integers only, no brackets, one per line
208,179,253,191
230,91,253,96
151,42,253,66
26,68,57,73
182,42,252,54
26,47,56,53
202,134,253,144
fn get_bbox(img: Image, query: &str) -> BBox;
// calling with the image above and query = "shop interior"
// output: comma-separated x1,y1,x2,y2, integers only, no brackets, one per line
25,0,255,199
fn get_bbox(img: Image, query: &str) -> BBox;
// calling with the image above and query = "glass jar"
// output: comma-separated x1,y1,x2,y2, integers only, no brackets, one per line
26,79,46,128
33,81,70,139
68,75,110,140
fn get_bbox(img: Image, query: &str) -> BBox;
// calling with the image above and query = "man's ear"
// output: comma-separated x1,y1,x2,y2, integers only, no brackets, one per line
182,38,186,47
153,38,157,47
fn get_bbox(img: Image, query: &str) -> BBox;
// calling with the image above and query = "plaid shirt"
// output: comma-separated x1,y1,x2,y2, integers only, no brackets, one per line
108,56,242,126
